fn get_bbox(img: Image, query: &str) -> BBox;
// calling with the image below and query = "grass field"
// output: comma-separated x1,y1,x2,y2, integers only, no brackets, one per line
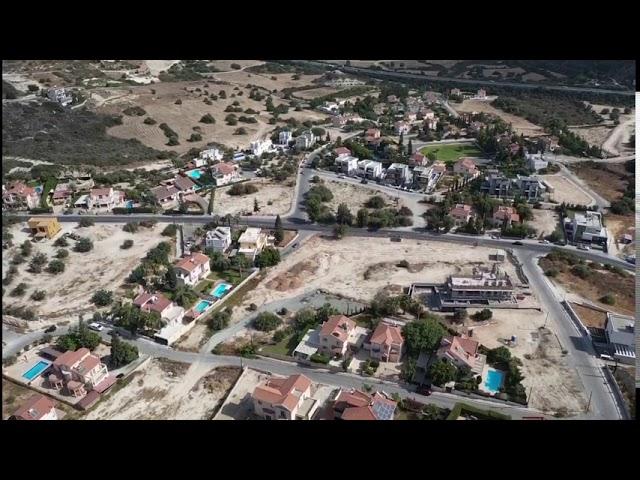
420,143,483,163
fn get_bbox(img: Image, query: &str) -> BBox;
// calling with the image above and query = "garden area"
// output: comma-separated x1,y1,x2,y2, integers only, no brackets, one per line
420,143,483,163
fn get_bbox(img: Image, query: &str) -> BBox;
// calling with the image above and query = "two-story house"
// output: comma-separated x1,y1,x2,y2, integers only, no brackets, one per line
436,334,486,374
174,252,211,287
368,322,404,362
605,313,635,365
205,226,232,253
2,181,40,210
133,291,187,345
252,374,318,420
51,348,109,396
89,187,123,211
335,155,359,175
237,227,267,259
173,175,197,195
385,163,411,185
394,121,411,135
330,389,397,420
450,204,475,227
11,394,58,420
278,130,292,145
491,206,520,228
318,315,356,358
453,158,479,178
212,162,240,186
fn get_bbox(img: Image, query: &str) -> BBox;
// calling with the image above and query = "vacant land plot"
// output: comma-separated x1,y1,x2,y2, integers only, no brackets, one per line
85,359,241,420
568,125,614,150
212,178,294,216
420,143,483,163
2,222,169,330
468,310,588,416
570,303,607,329
207,60,264,72
213,367,271,420
605,213,635,258
324,180,404,214
453,99,545,137
529,209,560,237
539,174,594,205
292,87,342,100
225,236,521,326
211,70,323,93
567,162,629,203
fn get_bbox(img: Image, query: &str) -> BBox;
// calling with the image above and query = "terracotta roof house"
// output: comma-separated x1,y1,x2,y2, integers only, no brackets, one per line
492,206,520,227
368,322,404,362
2,181,40,210
334,147,352,157
252,374,317,420
409,152,427,167
453,158,479,177
173,175,197,193
431,162,447,174
11,394,57,420
449,204,474,226
89,187,123,210
133,291,187,346
133,292,174,316
52,347,109,394
332,389,397,420
437,334,486,374
319,315,357,357
174,252,210,287
212,162,240,186
150,185,180,205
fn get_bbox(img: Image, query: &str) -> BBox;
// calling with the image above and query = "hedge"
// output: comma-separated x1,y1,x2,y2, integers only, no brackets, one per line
446,402,511,420
111,207,157,214
28,207,53,214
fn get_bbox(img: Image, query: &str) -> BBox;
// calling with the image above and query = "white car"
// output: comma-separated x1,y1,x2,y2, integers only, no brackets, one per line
88,323,104,332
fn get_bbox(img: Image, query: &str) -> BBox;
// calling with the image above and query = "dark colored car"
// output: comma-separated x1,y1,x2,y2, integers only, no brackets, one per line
361,179,368,184
418,385,432,396
512,241,523,246
291,243,299,249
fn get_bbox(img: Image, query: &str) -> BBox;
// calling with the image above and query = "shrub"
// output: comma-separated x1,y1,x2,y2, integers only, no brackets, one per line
47,259,65,273
599,294,615,305
472,309,492,321
79,218,94,227
200,113,215,124
397,259,410,268
248,303,258,311
143,117,157,125
310,353,331,364
74,237,93,252
273,330,287,342
91,289,113,306
121,239,134,249
544,269,558,277
253,312,282,332
175,99,182,105
54,237,68,247
123,106,147,116
239,343,256,358
231,63,241,70
10,282,28,297
188,133,202,142
234,127,247,135
365,196,386,209
56,249,69,259
453,309,468,321
208,310,231,331
571,264,591,279
31,290,46,301
20,240,33,257
228,183,259,196
162,224,178,237
110,335,139,368
123,222,139,233
166,136,179,146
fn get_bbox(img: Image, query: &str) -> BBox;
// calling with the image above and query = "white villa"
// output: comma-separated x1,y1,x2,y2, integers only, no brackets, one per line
250,139,272,156
335,155,359,175
238,227,268,259
174,252,211,287
205,226,232,253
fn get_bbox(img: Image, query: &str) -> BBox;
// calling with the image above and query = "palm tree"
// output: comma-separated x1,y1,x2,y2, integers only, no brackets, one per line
225,214,232,227
173,285,198,308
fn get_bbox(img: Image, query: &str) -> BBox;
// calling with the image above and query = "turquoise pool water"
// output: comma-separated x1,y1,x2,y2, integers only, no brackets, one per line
22,360,50,381
194,300,212,314
211,283,232,299
483,368,505,394
186,169,203,180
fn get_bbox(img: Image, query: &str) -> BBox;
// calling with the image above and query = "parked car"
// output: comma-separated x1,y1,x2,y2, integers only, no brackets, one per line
360,179,368,184
44,325,57,333
512,241,523,246
291,243,299,249
418,385,432,396
88,322,104,332
577,244,590,251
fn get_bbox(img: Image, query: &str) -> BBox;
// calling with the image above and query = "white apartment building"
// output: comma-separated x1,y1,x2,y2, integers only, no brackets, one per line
250,139,273,156
205,226,232,253
278,130,292,145
335,155,359,175
295,131,316,150
356,160,383,179
200,148,223,162
238,227,268,259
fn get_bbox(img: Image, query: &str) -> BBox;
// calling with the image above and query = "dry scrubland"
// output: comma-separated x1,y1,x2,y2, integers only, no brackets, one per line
85,359,241,420
323,180,405,214
453,99,545,137
2,222,169,330
212,178,294,216
539,175,594,205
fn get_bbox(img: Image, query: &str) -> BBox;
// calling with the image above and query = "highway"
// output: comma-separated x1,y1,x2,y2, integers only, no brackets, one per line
292,60,635,97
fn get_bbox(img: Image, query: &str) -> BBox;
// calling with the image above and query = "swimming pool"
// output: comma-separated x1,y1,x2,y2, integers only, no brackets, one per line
211,283,232,299
194,299,212,314
186,169,203,180
483,368,505,394
22,360,50,381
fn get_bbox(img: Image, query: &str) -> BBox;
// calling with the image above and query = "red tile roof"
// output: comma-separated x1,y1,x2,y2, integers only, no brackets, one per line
4,181,36,198
76,355,101,375
12,394,56,420
455,158,477,170
334,147,351,156
320,315,356,342
90,187,113,198
450,204,473,219
493,206,520,223
253,374,312,412
174,175,196,191
151,185,179,200
335,390,397,420
213,162,237,175
133,292,173,314
174,252,210,273
439,335,480,369
370,322,404,348
53,348,90,369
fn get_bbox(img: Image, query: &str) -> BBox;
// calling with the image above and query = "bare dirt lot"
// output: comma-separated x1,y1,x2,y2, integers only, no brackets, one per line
85,359,241,420
567,163,629,203
539,174,594,205
605,213,635,258
324,180,405,214
570,303,607,329
212,178,294,216
568,125,614,150
226,236,521,325
467,309,588,416
2,222,169,330
529,209,560,237
453,99,545,137
293,87,342,100
207,60,264,72
211,70,324,92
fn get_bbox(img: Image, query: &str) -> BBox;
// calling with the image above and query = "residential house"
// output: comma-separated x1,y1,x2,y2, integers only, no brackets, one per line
387,95,399,104
419,108,435,120
481,170,512,198
412,166,432,190
335,155,359,175
604,313,635,365
252,374,318,420
150,185,180,207
27,217,61,240
47,87,73,106
51,348,109,396
318,315,356,358
491,206,520,227
368,322,404,362
409,152,427,167
365,128,381,139
356,160,383,179
450,88,462,96
174,252,211,287
278,130,292,145
424,117,438,130
173,175,197,194
450,204,474,227
447,266,514,303
476,89,487,99
437,334,486,374
250,139,272,156
514,175,546,201
332,114,363,127
205,226,232,253
431,162,447,174
324,77,364,88
52,183,72,205
2,181,40,210
295,131,315,150
133,291,188,345
11,394,58,421
318,101,340,115
212,162,240,186
90,187,123,211
334,146,352,158
237,227,268,259
385,163,411,185
331,389,397,420
564,211,608,248
200,148,223,162
453,158,479,178
525,152,549,172
403,112,417,123
394,121,411,135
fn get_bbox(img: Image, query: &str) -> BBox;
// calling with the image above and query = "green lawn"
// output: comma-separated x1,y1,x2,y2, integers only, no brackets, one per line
40,177,58,207
260,333,297,357
420,143,482,164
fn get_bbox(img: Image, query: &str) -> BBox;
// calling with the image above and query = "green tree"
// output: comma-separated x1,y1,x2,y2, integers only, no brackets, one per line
207,189,215,215
336,203,353,225
274,215,284,244
333,224,347,239
79,218,94,227
164,265,177,291
75,237,93,253
110,334,139,368
402,318,445,357
253,311,282,331
255,246,280,268
486,346,511,366
356,208,369,228
54,237,68,247
407,139,413,156
173,286,198,308
429,360,457,387
91,289,113,306
47,259,65,274
208,310,231,331
20,240,33,257
253,197,260,213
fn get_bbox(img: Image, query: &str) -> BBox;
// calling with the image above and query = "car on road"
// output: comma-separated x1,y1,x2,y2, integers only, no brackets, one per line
88,323,104,332
291,243,299,249
539,239,550,244
512,241,524,246
417,385,432,396
577,244,590,251
360,179,368,184
599,354,613,361
44,325,57,333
